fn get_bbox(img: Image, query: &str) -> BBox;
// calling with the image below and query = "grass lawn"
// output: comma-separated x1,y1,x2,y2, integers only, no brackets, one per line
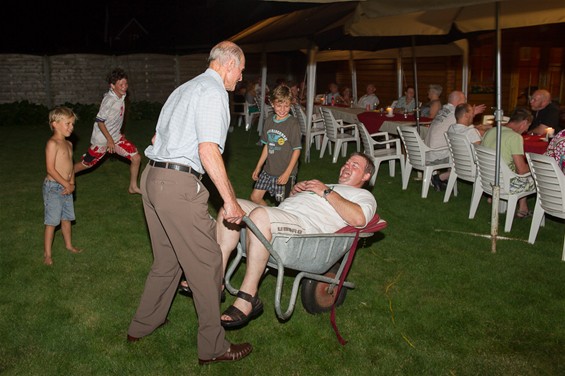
0,117,564,375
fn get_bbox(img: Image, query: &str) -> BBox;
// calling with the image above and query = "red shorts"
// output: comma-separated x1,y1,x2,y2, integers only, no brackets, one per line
80,135,138,167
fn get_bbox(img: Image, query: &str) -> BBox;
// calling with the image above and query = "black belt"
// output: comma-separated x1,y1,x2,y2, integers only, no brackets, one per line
149,160,203,180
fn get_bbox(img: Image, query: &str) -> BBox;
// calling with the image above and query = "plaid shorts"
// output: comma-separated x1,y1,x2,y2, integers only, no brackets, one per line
80,135,138,167
254,171,295,202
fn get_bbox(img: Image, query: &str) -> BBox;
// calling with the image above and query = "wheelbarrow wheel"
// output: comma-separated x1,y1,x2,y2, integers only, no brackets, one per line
300,264,347,314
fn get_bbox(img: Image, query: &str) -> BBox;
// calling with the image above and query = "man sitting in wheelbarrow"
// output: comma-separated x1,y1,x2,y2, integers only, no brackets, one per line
217,152,377,328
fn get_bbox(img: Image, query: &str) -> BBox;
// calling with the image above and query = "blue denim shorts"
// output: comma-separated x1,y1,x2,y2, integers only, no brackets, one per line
43,179,75,226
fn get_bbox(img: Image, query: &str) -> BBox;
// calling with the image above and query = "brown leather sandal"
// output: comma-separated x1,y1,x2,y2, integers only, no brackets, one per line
221,290,263,328
198,342,253,365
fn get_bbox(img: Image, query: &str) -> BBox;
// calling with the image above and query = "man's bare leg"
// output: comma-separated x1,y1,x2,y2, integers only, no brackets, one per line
217,210,243,273
221,208,271,321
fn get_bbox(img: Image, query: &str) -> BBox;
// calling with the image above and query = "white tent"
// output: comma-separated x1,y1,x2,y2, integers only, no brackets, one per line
235,0,565,251
230,3,470,161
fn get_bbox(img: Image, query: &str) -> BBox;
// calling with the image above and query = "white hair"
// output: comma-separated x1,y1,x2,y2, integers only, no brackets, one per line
208,41,243,67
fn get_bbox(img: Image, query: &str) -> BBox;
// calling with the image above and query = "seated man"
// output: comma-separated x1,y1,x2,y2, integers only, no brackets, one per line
482,108,535,217
356,84,380,110
447,103,482,145
528,89,561,135
426,91,485,190
325,82,341,105
431,103,483,191
216,153,377,328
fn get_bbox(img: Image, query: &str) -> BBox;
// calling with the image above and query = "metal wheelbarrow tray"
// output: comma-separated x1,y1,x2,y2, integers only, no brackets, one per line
224,215,387,320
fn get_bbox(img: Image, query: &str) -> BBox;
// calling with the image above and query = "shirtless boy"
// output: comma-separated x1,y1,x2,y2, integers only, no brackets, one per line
43,107,82,265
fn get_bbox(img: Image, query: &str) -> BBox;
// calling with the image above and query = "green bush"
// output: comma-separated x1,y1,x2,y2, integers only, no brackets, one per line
61,102,98,125
0,100,49,126
127,100,163,122
0,100,163,127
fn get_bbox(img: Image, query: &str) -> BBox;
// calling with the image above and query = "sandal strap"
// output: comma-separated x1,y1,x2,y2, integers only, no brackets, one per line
236,290,257,304
222,304,246,322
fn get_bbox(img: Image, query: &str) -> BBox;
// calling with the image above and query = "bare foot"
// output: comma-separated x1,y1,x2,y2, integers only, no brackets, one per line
67,246,83,254
221,298,252,322
129,186,142,195
44,256,53,266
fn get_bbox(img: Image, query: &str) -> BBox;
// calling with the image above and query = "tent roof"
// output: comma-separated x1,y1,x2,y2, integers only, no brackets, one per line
311,40,466,62
348,0,565,36
232,0,565,53
229,2,469,53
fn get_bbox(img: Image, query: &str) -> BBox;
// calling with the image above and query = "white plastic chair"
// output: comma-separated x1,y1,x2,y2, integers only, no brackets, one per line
482,114,510,125
526,153,565,261
396,126,452,198
482,115,495,125
319,107,360,163
357,122,404,186
291,104,325,150
443,132,476,203
231,100,260,131
470,145,536,232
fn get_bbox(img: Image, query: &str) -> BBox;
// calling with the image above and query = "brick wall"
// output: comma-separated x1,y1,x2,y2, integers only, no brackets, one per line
0,53,209,106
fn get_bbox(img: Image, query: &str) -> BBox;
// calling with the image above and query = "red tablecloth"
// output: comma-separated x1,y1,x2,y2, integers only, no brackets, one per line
523,135,549,154
357,112,432,133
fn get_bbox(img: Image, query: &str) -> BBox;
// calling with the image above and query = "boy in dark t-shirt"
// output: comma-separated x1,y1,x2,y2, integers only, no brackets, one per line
250,85,302,205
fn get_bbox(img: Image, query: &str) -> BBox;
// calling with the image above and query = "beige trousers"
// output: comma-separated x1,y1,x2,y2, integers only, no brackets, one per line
128,164,229,359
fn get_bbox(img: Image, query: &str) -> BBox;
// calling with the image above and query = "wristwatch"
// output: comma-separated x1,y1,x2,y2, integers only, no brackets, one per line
323,187,334,199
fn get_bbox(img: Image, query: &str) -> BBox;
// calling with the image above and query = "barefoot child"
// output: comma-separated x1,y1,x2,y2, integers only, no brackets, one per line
43,107,82,265
74,68,142,194
250,85,302,205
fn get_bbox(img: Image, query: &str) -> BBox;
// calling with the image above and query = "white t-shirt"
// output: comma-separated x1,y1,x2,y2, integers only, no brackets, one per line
279,184,377,233
447,123,482,144
90,89,126,146
356,94,380,109
425,103,455,161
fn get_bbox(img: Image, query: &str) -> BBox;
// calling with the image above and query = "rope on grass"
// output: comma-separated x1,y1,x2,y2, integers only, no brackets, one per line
434,229,529,242
384,272,416,349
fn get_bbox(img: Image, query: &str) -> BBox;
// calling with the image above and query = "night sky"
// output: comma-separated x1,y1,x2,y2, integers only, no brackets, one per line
1,0,316,55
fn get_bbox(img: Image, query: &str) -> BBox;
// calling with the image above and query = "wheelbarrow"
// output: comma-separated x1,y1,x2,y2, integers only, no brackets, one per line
224,214,387,320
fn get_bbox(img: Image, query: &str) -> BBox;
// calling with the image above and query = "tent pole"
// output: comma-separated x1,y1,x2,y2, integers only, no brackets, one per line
411,36,420,133
257,52,268,136
396,52,403,100
305,46,318,163
491,1,503,253
349,51,358,105
461,39,469,98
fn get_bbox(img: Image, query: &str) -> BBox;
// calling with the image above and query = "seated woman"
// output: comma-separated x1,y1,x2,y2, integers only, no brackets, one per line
420,84,443,119
288,81,303,105
544,128,565,174
337,86,352,106
393,86,416,113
